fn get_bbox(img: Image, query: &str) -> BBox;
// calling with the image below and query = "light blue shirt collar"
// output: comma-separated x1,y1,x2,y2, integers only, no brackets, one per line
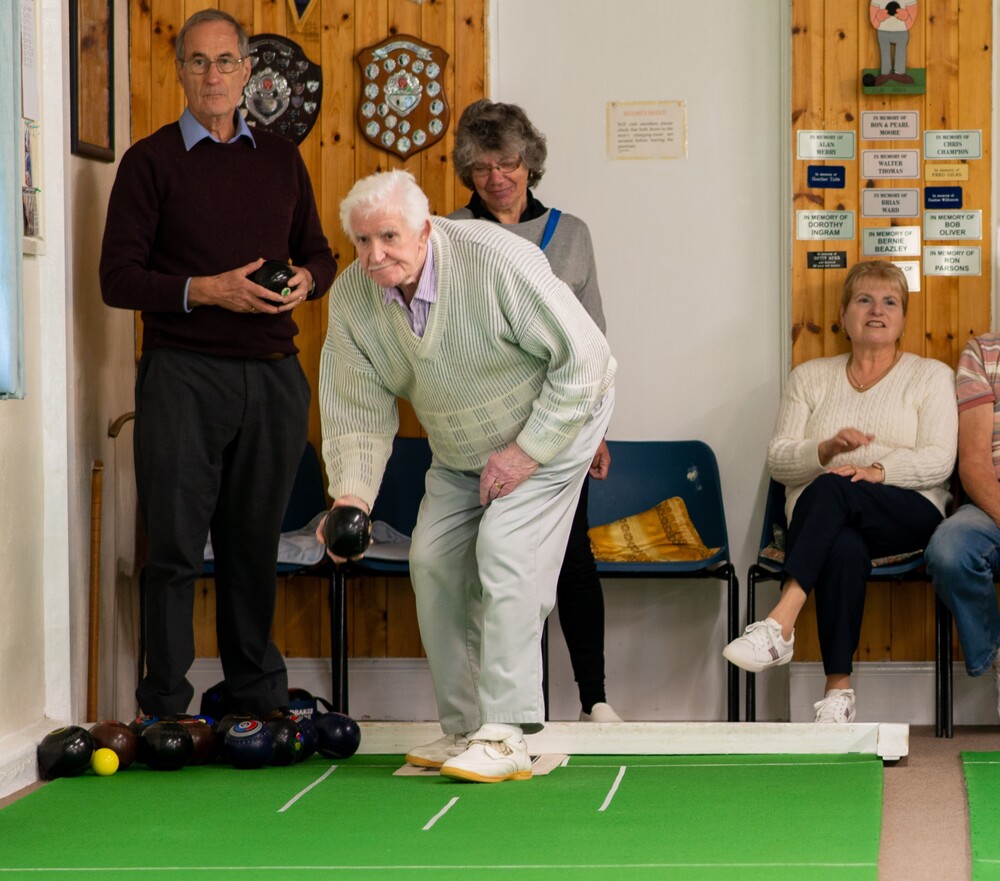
179,107,256,151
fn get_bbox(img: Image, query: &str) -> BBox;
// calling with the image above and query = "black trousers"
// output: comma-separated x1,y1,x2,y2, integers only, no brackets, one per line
784,473,942,676
555,478,608,709
134,349,309,717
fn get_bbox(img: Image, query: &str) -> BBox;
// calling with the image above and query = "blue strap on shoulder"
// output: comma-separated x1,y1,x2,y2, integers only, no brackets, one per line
539,208,562,251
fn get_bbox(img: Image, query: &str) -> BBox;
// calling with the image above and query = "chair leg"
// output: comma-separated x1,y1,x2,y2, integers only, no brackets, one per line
541,619,549,720
330,565,349,715
746,568,757,722
935,597,954,738
727,567,740,722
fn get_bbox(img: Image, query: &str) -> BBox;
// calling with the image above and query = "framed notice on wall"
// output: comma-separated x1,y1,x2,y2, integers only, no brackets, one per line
69,0,114,161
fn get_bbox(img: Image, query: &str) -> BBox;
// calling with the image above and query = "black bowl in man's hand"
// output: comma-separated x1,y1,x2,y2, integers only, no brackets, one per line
249,260,295,295
324,506,372,558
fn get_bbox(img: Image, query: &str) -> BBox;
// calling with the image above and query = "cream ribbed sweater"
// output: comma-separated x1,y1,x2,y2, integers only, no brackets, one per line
319,217,616,506
768,352,957,519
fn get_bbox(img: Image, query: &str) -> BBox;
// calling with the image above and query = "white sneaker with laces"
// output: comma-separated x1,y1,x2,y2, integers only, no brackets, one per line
438,723,532,783
405,732,470,769
580,702,623,722
722,618,794,672
813,688,856,724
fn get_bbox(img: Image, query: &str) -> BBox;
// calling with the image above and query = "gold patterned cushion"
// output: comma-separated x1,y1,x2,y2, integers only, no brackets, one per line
588,497,719,563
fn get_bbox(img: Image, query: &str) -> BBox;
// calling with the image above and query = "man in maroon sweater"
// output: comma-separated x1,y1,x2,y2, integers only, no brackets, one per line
100,9,336,719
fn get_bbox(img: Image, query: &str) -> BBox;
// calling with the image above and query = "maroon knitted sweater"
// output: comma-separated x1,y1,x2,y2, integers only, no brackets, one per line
100,122,336,358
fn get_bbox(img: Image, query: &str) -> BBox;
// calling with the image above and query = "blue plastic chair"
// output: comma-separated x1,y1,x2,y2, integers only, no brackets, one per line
744,477,954,736
589,440,741,721
345,437,741,722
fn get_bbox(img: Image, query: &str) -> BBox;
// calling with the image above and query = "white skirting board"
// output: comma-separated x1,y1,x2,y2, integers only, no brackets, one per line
187,657,441,722
361,721,909,762
188,658,908,760
186,657,997,726
0,719,69,801
788,661,998,725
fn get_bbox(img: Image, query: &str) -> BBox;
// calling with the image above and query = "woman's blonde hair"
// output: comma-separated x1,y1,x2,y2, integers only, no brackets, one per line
841,261,909,316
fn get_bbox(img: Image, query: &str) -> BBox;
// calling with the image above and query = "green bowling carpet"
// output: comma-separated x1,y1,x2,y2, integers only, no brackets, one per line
963,752,1000,880
0,753,883,880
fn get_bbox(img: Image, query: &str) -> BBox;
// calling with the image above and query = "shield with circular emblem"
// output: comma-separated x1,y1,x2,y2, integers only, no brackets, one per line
355,34,450,160
240,33,322,145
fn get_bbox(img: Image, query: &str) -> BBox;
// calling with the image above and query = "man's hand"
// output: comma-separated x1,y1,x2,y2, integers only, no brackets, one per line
187,258,314,314
479,443,539,506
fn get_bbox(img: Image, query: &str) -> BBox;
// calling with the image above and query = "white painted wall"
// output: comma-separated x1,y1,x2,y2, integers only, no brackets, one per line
0,0,136,798
488,0,789,720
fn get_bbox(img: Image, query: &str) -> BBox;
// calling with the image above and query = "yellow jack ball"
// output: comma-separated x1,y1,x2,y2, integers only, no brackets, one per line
91,747,119,777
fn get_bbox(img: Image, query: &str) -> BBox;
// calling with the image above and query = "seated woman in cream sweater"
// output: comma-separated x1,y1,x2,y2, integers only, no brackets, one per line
723,261,957,723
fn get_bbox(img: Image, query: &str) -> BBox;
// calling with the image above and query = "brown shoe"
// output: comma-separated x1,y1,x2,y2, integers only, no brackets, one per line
892,72,914,84
874,74,893,86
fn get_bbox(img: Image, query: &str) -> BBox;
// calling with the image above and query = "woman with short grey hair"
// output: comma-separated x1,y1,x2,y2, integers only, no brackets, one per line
450,99,619,724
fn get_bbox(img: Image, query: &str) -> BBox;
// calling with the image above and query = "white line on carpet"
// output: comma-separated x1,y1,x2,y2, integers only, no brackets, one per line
277,765,337,812
423,796,459,831
598,766,626,812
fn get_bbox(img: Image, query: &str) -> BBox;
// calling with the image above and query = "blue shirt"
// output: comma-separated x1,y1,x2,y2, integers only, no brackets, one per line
178,107,256,150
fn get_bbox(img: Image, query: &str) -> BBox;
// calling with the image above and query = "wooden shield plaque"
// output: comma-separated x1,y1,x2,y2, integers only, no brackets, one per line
241,34,322,145
355,35,450,160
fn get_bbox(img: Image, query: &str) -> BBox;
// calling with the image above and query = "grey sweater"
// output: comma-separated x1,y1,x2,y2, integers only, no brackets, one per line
449,205,606,333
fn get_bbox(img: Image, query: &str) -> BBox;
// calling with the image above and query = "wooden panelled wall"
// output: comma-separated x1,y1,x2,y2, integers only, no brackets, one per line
791,1,992,664
128,0,485,664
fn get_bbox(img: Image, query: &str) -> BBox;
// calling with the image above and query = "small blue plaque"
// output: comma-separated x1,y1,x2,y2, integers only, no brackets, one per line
807,165,846,188
925,187,963,209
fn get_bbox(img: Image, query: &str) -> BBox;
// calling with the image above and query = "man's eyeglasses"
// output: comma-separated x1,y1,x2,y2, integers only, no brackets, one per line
471,157,523,178
181,56,245,75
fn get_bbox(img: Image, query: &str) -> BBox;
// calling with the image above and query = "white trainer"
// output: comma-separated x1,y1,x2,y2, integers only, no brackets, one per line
722,618,794,672
438,723,532,783
813,688,856,724
405,732,470,769
580,702,623,722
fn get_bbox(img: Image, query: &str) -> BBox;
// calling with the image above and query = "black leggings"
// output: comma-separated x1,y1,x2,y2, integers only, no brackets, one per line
555,479,608,710
784,473,942,676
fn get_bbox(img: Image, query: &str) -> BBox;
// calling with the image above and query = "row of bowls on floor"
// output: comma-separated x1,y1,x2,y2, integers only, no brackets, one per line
37,711,361,778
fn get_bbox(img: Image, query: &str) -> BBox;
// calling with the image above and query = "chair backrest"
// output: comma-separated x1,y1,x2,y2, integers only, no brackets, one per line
369,436,433,534
588,440,731,553
282,442,330,532
757,477,788,553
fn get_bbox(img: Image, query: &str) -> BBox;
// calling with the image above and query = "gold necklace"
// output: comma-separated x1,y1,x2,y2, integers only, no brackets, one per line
847,351,900,391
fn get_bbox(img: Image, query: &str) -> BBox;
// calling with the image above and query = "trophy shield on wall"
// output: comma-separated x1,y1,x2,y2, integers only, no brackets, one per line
241,34,322,145
355,35,450,160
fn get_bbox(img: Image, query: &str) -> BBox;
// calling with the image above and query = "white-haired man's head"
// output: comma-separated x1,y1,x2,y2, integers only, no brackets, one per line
340,169,431,239
341,170,432,296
